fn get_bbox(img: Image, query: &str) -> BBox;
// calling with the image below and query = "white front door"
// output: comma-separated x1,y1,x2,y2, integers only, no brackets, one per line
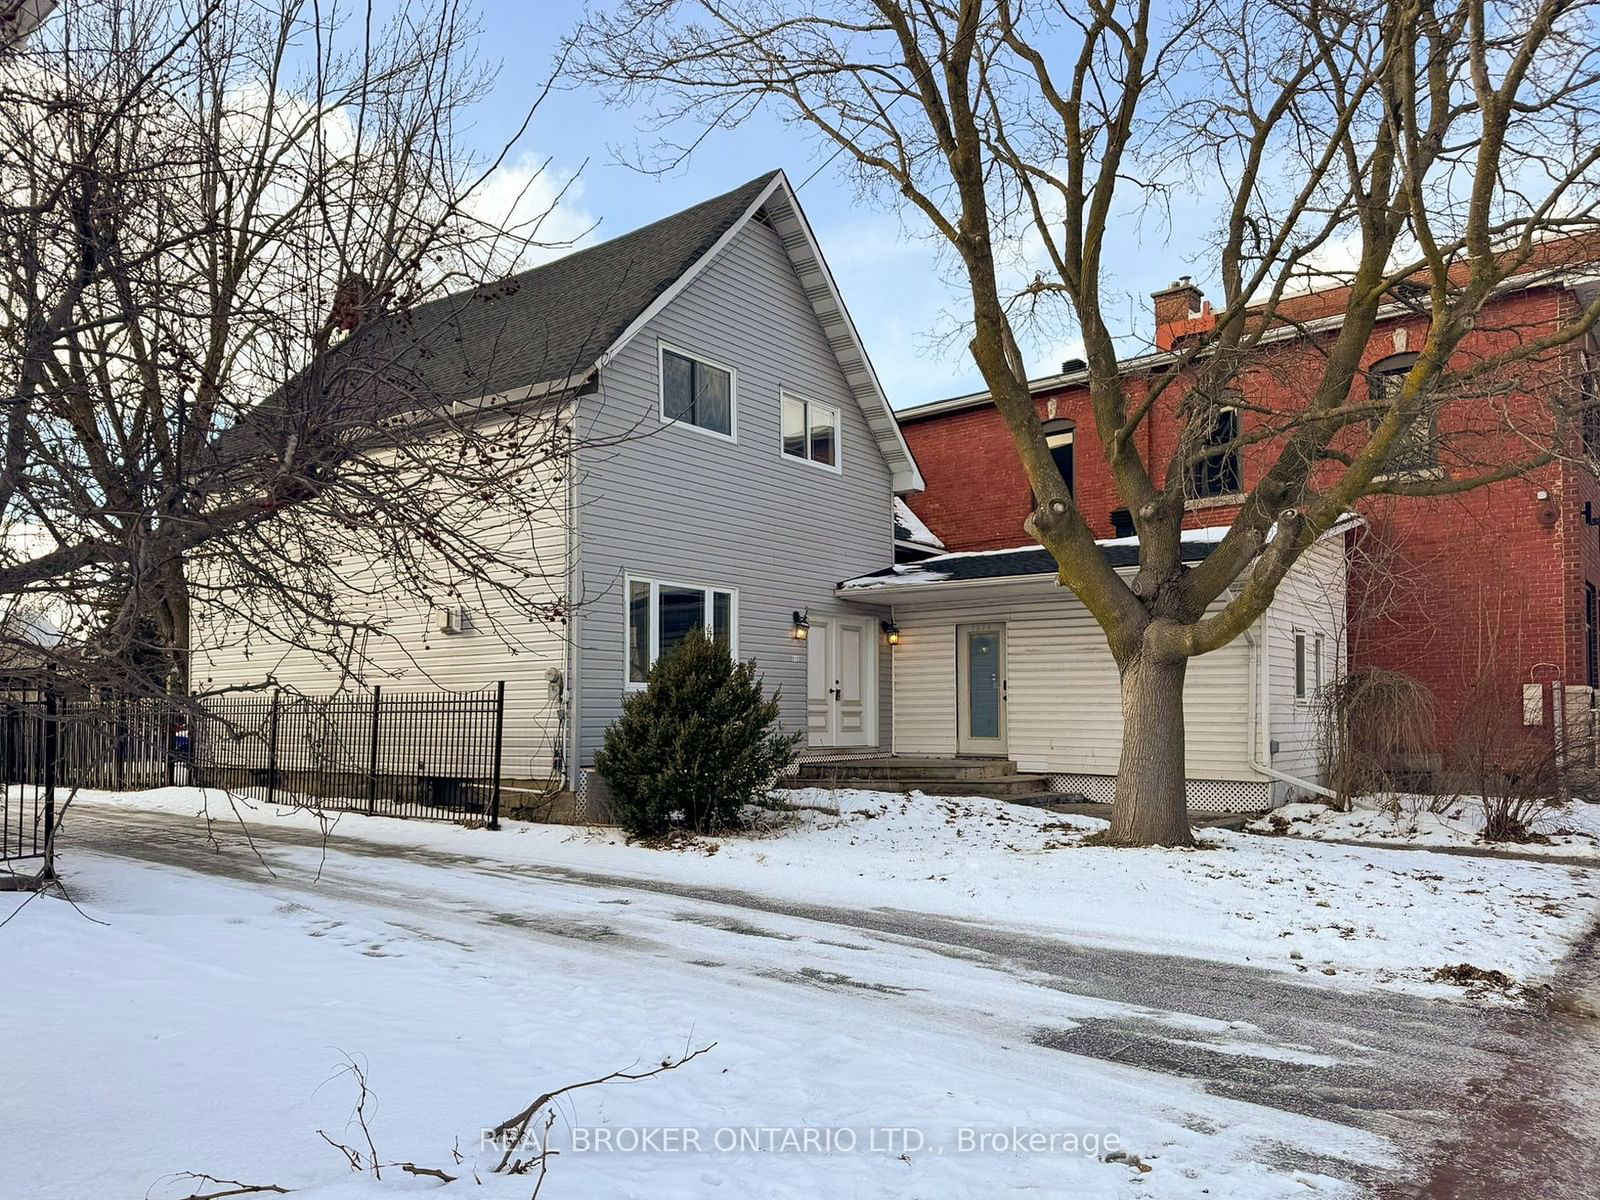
806,615,876,747
957,623,1008,755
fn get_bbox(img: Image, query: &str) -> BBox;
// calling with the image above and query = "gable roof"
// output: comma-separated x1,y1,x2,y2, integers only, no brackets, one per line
355,171,922,492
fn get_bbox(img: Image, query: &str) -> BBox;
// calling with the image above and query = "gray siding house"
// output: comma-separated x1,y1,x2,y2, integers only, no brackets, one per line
194,171,923,811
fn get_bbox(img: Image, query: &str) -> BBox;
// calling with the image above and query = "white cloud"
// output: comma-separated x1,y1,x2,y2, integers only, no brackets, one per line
463,155,597,273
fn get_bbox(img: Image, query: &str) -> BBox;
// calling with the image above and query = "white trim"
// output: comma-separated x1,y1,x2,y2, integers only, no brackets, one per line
657,340,738,444
623,573,740,690
1292,627,1310,703
779,389,843,474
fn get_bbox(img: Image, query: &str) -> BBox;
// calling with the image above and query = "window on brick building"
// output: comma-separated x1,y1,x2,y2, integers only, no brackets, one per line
1587,583,1598,690
1029,420,1075,507
1187,406,1242,499
1581,358,1600,460
1368,352,1438,474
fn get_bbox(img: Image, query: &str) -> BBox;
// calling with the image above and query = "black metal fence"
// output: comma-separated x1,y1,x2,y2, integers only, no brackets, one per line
190,684,506,825
0,683,506,865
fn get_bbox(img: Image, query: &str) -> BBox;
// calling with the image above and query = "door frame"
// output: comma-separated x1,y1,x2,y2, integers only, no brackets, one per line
806,613,878,748
956,622,1008,755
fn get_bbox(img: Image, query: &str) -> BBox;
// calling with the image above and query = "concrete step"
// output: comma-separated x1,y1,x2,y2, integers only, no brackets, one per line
792,756,1017,782
795,774,1054,799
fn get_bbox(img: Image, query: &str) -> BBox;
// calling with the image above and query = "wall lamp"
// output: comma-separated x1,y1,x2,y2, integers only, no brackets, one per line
791,609,810,641
881,619,901,646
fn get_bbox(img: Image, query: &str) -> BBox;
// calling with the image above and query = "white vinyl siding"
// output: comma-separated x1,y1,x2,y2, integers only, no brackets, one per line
885,536,1346,791
191,422,572,783
1264,533,1348,786
888,578,1252,779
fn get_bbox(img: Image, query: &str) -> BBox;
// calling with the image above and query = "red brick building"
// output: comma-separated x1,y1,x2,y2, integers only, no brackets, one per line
898,264,1600,773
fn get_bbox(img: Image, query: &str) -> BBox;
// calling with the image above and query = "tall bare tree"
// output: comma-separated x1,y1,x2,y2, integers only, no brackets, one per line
572,0,1600,845
0,0,584,701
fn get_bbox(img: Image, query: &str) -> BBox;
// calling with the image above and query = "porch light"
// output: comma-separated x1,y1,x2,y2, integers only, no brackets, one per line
791,609,810,641
881,619,901,646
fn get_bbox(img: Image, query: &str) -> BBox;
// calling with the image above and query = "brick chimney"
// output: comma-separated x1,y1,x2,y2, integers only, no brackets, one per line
1152,276,1214,350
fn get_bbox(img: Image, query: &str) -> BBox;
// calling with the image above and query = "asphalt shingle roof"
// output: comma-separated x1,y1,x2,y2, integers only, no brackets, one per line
378,171,782,402
839,535,1218,590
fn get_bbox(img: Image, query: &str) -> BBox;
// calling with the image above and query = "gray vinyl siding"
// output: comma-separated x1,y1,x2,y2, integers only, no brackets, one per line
573,217,895,764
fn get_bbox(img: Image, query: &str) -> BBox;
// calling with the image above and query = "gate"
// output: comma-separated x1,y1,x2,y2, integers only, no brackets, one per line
1,693,55,871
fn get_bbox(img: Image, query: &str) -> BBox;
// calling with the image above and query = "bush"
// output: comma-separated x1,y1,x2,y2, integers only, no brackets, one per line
595,633,801,837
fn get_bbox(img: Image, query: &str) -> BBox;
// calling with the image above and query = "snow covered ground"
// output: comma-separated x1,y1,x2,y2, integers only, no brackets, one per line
5,784,1597,1199
45,783,1600,993
1248,797,1600,858
3,795,1406,1200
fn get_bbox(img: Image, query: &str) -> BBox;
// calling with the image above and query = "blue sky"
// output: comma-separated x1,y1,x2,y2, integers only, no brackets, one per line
470,3,1208,410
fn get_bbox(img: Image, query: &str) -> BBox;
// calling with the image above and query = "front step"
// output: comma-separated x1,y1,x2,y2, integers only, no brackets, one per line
784,773,1053,800
792,756,1017,783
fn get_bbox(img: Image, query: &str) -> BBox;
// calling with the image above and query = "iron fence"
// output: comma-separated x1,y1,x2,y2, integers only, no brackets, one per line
0,683,506,866
190,684,505,825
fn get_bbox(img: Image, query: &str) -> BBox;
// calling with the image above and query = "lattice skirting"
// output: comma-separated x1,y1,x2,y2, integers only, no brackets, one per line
1045,774,1270,814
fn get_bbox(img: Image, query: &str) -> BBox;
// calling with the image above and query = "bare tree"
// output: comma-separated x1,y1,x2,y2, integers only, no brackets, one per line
570,0,1600,845
0,0,583,705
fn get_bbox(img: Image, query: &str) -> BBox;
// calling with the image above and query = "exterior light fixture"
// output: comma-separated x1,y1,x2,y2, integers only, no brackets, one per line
791,609,810,640
881,619,900,646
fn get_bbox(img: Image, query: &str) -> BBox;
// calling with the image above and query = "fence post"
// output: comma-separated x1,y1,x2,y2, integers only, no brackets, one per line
366,686,382,816
489,681,505,831
266,689,281,806
42,689,57,864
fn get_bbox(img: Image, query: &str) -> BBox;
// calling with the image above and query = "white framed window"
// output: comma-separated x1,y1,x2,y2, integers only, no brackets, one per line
1313,632,1325,694
780,391,841,472
659,342,736,441
626,576,738,687
1293,629,1309,702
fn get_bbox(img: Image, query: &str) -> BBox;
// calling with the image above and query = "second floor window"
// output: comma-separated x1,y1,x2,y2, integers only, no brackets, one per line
1188,406,1242,499
1368,352,1437,475
661,345,734,439
1044,420,1075,494
782,393,841,469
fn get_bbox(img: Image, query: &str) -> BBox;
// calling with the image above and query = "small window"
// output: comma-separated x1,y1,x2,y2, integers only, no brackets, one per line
1368,352,1437,474
1294,630,1308,701
661,345,734,439
625,577,738,685
1187,407,1241,499
781,392,841,470
1581,361,1600,459
1314,633,1325,693
1044,420,1074,495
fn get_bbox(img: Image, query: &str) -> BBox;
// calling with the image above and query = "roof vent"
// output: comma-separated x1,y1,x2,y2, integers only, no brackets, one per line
1060,357,1086,374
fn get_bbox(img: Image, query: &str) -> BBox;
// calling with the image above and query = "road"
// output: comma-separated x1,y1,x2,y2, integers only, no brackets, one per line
59,800,1600,1196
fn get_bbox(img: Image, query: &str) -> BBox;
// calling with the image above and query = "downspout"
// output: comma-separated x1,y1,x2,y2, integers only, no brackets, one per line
1240,605,1338,802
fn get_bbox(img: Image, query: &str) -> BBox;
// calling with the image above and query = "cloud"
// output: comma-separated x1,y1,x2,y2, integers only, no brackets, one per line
464,154,598,273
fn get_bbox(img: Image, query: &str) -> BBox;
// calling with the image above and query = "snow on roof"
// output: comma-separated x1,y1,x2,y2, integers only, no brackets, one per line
893,497,944,549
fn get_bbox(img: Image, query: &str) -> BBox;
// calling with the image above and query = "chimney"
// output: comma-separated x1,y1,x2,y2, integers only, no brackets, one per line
1152,276,1213,350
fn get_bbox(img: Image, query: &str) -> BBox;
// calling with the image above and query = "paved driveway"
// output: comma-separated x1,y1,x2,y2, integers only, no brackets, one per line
57,801,1600,1196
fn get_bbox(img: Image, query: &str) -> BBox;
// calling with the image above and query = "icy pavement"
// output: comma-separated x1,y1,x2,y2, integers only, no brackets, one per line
3,798,1596,1198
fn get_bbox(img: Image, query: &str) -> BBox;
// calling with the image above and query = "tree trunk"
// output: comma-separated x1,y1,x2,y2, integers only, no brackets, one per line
1107,650,1195,847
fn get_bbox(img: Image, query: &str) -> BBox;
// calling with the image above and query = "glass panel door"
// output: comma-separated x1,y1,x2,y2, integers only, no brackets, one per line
957,624,1007,754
